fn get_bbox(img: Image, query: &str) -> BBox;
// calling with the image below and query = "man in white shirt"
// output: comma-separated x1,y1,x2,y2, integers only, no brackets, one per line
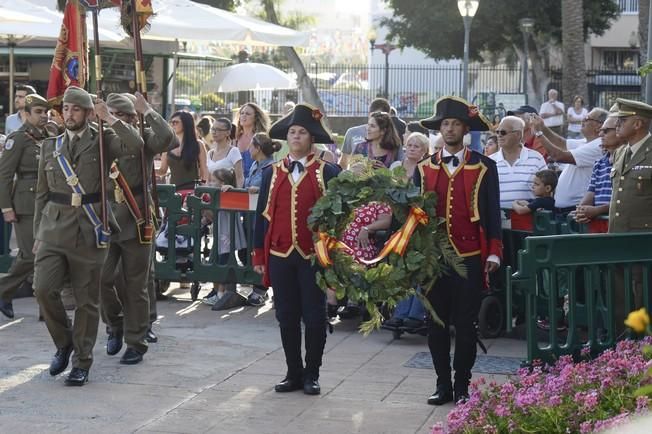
539,89,565,136
531,107,609,214
490,116,547,208
4,84,37,135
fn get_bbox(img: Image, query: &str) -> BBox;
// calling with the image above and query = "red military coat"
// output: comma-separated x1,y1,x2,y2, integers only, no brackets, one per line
416,148,503,268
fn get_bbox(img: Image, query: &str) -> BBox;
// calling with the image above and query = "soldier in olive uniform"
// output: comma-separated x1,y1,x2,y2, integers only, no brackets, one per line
608,98,652,331
0,95,50,319
609,98,652,233
100,92,174,364
33,86,143,386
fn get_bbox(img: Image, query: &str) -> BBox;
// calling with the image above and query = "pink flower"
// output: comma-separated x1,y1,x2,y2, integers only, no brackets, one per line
579,421,593,433
636,395,649,413
430,422,445,434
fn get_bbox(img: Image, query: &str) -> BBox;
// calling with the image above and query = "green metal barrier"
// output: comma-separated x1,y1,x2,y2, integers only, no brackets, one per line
0,222,13,273
154,184,262,287
506,232,652,364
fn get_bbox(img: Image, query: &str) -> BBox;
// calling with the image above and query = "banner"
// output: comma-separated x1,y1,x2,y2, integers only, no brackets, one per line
47,0,89,106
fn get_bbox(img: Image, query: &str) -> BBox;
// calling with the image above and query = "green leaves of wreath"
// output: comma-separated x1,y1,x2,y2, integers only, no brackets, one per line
308,161,464,335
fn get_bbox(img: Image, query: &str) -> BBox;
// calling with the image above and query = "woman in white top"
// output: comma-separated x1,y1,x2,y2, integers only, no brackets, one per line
207,117,244,188
390,132,429,179
566,95,588,140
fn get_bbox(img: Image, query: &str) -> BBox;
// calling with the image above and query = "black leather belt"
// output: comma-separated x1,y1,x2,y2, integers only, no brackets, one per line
554,206,576,214
48,191,101,206
17,173,38,180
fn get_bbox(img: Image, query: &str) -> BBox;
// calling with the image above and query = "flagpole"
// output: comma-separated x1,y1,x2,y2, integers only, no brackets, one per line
91,8,109,239
130,0,155,241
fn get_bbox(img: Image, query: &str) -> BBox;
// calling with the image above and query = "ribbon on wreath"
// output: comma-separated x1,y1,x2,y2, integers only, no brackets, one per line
315,232,353,267
315,206,429,268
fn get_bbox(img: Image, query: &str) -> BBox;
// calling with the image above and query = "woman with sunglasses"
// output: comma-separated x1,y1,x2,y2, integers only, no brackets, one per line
235,103,271,178
206,118,244,189
157,111,208,188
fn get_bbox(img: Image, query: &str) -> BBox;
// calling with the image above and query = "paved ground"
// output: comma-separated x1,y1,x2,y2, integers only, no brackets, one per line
0,285,525,434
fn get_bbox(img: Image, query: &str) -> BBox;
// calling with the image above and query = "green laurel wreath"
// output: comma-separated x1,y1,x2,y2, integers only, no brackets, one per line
308,160,464,334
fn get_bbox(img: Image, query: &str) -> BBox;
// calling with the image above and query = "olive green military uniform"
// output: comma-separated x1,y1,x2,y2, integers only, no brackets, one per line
0,123,45,304
609,135,652,233
608,98,652,331
100,104,174,355
33,121,143,371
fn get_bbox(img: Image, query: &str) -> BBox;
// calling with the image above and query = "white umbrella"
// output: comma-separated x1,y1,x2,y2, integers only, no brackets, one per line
38,0,309,47
203,63,296,93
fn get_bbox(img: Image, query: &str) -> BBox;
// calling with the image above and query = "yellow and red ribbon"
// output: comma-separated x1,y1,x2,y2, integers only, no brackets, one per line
315,206,429,268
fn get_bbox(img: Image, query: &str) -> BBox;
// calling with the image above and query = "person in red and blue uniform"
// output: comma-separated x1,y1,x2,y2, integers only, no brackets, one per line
414,97,502,405
253,104,340,395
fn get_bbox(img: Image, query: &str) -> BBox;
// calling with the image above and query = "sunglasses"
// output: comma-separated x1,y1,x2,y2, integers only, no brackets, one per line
495,129,519,136
211,127,230,132
169,119,181,125
600,127,616,134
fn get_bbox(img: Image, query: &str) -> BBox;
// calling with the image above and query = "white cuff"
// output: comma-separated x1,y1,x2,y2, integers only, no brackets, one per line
487,254,501,267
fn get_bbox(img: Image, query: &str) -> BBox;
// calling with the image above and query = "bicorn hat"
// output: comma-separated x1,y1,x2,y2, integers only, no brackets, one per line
269,103,333,144
420,96,491,131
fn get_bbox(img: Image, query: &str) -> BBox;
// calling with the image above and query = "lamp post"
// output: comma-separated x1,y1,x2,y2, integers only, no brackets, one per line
457,0,479,101
369,33,397,100
519,17,535,105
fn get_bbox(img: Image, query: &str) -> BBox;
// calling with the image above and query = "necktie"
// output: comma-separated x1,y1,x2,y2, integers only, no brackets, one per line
441,155,460,167
289,161,304,173
623,147,633,166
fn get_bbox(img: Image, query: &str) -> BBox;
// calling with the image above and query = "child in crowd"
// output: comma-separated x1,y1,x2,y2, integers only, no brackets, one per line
511,169,558,215
202,168,246,306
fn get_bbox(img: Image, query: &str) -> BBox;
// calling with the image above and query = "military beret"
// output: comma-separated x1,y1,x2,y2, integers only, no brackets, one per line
615,98,652,119
25,94,49,111
63,86,94,109
106,93,136,115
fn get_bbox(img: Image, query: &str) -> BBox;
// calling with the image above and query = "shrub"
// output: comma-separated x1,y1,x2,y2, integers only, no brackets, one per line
432,337,652,434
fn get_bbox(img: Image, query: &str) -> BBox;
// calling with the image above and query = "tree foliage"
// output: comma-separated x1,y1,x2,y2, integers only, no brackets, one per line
381,0,620,62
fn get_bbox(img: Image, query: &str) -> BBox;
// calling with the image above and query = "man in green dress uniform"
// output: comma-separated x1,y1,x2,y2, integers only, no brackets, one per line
33,86,143,386
0,94,50,319
100,92,174,364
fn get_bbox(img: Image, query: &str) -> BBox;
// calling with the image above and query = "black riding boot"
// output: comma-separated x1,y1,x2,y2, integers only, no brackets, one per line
275,327,303,392
303,326,326,395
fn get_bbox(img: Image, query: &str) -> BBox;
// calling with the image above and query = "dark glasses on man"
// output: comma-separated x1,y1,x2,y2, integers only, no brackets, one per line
495,129,518,136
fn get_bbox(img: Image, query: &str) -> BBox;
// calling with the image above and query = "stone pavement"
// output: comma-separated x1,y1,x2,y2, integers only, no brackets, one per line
0,286,525,434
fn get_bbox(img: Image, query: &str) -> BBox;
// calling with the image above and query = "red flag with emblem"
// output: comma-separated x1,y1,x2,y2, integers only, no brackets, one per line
47,0,89,106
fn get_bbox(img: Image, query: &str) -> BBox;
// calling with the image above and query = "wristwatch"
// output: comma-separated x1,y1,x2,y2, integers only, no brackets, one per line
534,131,544,138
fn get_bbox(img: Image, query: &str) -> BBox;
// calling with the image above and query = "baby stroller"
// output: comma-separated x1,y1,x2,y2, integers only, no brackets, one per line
154,184,211,301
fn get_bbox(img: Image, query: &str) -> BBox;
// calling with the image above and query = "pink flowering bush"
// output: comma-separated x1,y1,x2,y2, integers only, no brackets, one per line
432,337,652,434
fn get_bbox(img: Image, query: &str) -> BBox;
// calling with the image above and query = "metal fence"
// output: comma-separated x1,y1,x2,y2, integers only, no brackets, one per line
174,60,641,117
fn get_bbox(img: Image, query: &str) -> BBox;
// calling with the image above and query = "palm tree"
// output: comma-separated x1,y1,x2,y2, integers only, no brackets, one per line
561,0,587,106
639,0,650,97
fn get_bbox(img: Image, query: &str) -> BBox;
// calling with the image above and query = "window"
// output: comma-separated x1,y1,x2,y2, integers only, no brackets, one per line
618,0,639,14
602,50,638,70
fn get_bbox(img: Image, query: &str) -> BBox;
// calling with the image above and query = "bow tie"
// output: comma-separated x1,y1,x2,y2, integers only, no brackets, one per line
441,155,460,167
288,160,305,173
